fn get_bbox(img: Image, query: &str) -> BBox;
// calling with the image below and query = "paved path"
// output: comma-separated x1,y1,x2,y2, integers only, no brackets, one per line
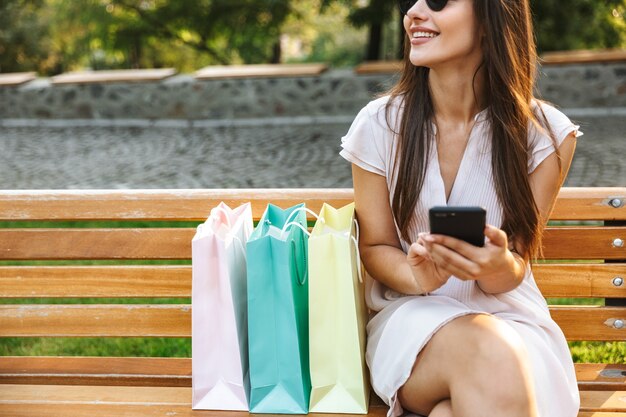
0,114,624,189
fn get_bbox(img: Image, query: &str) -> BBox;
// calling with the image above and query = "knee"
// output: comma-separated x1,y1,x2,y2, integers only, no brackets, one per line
466,316,529,370
451,315,537,408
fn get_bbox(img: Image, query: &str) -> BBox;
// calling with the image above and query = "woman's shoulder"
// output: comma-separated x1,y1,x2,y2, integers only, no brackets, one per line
360,94,403,131
530,99,576,131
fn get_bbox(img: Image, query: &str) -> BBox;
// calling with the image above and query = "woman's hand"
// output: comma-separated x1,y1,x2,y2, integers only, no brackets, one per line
417,225,526,294
407,240,452,293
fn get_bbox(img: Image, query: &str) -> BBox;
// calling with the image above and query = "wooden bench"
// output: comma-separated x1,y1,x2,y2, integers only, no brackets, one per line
0,188,625,416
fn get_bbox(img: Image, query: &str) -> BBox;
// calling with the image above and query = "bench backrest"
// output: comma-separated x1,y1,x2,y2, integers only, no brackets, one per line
0,188,624,351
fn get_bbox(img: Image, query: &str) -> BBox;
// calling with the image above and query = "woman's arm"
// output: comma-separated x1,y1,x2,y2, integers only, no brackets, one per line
477,131,578,293
353,164,450,295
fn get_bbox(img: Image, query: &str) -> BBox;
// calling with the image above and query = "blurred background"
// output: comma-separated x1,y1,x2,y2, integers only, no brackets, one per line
2,0,626,73
0,0,625,189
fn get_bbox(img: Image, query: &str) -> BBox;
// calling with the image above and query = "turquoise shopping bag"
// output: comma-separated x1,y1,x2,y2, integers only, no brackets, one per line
246,203,311,414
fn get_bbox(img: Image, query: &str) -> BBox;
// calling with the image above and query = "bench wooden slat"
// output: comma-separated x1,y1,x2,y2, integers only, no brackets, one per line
541,227,626,260
1,227,624,260
577,363,626,391
533,264,626,298
0,305,190,337
1,263,624,298
550,306,626,341
0,405,619,417
0,188,623,222
1,357,623,391
0,305,623,340
0,357,190,387
580,390,626,412
0,384,622,414
0,228,194,260
0,266,190,298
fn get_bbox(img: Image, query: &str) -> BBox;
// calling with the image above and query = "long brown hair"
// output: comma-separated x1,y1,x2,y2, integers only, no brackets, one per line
387,0,558,260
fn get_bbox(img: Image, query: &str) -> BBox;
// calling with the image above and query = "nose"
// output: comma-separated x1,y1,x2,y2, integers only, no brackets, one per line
406,0,429,19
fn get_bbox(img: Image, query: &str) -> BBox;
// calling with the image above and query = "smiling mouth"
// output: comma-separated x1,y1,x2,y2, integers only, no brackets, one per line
413,31,439,39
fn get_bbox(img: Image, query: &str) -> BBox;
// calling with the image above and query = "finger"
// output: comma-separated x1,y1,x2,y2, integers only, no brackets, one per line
484,224,507,248
427,233,481,259
408,242,432,262
428,242,480,279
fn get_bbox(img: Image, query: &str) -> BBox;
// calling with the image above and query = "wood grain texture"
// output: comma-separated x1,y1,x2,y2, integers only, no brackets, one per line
533,264,626,298
1,357,623,390
0,188,622,221
195,63,328,80
577,364,626,391
542,227,626,260
0,266,191,298
0,304,621,340
550,306,626,341
580,390,626,412
1,264,624,298
0,228,194,260
1,226,623,261
0,357,190,387
0,305,190,337
0,385,622,414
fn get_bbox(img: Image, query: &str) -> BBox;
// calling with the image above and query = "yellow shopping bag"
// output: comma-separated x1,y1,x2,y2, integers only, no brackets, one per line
308,202,370,414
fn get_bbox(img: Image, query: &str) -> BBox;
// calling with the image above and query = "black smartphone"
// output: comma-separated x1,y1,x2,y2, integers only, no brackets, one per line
428,206,486,247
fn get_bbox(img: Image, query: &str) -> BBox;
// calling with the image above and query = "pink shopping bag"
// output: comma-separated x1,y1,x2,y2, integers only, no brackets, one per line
192,202,253,410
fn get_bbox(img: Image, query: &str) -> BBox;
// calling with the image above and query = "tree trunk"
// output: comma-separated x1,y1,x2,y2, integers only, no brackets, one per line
398,10,405,60
366,22,382,61
270,39,281,64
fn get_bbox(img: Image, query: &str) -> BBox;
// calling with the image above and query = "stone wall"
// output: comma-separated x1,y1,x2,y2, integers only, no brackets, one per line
1,62,625,121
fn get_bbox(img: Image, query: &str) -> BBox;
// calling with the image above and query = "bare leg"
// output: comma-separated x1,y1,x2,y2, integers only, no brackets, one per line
398,314,538,417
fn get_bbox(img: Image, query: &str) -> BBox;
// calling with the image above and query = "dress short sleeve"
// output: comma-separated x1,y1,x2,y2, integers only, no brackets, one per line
528,102,583,174
340,97,392,177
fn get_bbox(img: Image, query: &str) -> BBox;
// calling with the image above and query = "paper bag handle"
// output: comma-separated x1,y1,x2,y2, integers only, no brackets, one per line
283,207,319,228
350,218,364,284
208,206,232,228
291,237,308,286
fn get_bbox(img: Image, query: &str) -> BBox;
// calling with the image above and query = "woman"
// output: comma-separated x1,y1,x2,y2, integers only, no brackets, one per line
340,0,581,416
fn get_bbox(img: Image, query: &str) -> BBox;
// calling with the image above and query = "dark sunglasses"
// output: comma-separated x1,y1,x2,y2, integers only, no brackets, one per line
398,0,448,14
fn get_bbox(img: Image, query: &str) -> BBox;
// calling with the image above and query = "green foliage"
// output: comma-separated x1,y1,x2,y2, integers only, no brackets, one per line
531,0,626,52
0,0,49,73
570,341,626,364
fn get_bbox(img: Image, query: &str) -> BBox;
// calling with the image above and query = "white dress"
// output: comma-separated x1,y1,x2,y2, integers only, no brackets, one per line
339,95,582,417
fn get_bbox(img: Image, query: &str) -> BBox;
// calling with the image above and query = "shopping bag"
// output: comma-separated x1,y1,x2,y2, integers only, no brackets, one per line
308,202,370,413
191,202,253,410
246,203,312,414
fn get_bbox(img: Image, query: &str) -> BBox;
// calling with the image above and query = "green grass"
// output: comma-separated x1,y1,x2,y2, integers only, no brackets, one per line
0,337,190,357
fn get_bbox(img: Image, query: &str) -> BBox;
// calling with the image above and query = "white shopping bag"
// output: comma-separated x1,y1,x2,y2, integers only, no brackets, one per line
192,202,252,410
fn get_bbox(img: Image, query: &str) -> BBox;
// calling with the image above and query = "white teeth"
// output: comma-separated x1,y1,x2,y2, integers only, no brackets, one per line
413,31,437,38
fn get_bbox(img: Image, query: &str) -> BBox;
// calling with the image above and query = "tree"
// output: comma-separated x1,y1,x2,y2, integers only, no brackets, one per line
108,0,293,65
0,0,49,73
530,0,626,52
321,0,402,61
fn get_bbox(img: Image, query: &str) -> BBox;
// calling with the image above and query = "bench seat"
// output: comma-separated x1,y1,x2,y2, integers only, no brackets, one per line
0,188,625,416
